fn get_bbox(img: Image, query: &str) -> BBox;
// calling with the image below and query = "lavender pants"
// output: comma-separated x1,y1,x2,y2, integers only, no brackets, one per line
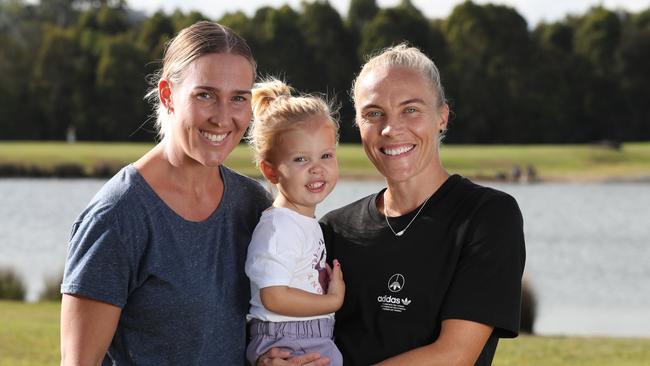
246,318,343,366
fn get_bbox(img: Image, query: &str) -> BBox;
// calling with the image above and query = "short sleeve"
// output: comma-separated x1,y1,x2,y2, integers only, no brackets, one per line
61,214,136,308
441,193,526,338
245,212,303,289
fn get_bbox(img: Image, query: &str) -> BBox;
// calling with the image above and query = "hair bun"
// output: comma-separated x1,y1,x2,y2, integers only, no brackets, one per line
252,78,292,117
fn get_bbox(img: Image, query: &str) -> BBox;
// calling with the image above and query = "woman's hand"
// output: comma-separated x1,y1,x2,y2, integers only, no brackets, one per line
325,259,345,311
256,348,330,366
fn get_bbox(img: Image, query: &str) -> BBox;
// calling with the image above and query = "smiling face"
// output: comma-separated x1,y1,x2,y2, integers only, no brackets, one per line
162,53,254,167
355,65,449,183
262,117,339,217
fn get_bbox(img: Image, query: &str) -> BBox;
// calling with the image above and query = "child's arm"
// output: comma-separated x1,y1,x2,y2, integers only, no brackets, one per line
260,259,345,317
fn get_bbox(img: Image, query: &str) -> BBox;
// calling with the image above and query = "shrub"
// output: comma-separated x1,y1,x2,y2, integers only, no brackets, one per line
26,164,49,177
40,273,63,302
91,160,124,178
520,277,537,334
0,162,27,177
0,268,26,300
52,163,86,178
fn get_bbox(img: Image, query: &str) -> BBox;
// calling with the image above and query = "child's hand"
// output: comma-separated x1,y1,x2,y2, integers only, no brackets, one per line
325,259,345,310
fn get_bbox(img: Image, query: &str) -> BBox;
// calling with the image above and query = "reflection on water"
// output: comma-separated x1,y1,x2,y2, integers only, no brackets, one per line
1,178,649,337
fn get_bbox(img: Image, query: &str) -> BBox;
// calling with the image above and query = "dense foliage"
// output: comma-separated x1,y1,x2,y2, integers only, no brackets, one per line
1,0,649,143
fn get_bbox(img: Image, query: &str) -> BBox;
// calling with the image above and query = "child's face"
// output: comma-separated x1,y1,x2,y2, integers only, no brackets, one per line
268,117,338,217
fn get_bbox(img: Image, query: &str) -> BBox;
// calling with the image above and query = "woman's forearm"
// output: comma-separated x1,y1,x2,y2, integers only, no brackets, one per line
374,319,493,366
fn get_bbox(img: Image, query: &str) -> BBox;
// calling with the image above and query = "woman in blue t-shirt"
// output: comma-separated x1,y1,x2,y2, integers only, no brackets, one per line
60,21,275,365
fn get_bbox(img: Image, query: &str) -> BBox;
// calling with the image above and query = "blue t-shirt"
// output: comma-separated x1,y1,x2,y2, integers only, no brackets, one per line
62,164,271,365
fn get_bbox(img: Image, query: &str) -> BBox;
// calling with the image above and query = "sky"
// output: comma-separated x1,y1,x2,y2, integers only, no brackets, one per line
127,0,649,27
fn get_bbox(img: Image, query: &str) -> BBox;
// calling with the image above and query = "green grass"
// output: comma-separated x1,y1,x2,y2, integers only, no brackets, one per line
1,141,650,181
0,301,60,366
440,143,650,181
495,335,650,366
0,141,151,175
2,300,649,366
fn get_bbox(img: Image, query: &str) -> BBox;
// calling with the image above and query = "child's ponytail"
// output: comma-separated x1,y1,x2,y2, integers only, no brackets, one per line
251,79,292,119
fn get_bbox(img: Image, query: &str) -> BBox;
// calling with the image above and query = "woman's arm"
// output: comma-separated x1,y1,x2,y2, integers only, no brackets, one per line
260,260,344,317
60,294,121,366
374,319,493,366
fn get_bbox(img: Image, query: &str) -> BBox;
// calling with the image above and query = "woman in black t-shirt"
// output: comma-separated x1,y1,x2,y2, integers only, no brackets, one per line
318,44,526,366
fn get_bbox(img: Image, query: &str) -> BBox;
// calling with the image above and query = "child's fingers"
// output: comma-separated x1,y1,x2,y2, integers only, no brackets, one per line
332,259,343,279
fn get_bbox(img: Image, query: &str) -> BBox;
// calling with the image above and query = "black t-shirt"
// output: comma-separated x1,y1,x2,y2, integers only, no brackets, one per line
320,175,526,365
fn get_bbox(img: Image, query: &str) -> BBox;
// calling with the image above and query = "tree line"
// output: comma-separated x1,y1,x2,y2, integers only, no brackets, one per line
1,0,649,143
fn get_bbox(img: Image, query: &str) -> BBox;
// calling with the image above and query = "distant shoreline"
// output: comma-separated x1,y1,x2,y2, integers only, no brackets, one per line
1,141,649,183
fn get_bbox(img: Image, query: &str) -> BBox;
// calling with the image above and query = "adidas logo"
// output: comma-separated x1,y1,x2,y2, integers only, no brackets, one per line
377,295,413,306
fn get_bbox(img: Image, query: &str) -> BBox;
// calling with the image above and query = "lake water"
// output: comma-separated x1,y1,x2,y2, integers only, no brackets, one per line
1,178,649,338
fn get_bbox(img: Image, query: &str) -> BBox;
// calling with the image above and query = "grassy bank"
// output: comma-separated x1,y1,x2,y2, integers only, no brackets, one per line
1,141,650,181
495,335,650,366
0,301,60,366
1,300,649,365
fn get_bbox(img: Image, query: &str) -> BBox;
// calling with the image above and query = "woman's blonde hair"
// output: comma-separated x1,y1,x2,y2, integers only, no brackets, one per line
351,43,449,139
247,78,339,167
352,43,448,108
145,21,256,140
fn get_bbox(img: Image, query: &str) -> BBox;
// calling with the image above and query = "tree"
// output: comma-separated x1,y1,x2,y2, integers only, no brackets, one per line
617,8,650,140
299,0,359,142
574,7,622,77
347,0,378,34
2,0,649,143
531,21,596,142
170,10,208,32
37,0,78,26
359,1,438,60
0,0,42,139
137,11,175,61
219,11,259,59
0,34,37,138
32,26,89,139
299,1,355,91
95,34,149,140
96,5,129,34
443,1,534,143
248,5,317,91
571,7,624,141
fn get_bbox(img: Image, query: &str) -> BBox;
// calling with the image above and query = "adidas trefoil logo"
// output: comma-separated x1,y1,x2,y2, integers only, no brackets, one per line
401,298,411,305
388,274,405,293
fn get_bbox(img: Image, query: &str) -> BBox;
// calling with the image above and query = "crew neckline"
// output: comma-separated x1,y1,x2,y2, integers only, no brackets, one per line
367,174,461,223
127,164,230,225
